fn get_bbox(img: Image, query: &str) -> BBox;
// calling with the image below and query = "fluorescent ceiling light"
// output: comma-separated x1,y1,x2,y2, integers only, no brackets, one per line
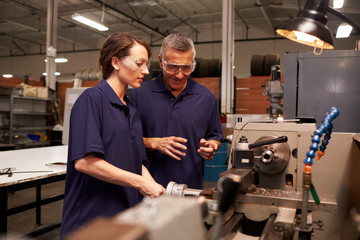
333,0,344,9
2,74,13,78
44,58,68,63
336,23,353,38
72,13,109,31
43,72,61,76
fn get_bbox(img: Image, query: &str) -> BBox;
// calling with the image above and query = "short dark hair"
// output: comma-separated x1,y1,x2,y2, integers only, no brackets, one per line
98,32,151,79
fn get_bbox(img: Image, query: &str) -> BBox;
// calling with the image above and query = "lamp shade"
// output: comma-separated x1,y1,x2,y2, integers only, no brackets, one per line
276,0,334,49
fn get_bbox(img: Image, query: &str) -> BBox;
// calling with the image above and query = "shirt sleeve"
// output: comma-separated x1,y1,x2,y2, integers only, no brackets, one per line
68,91,104,162
205,95,223,142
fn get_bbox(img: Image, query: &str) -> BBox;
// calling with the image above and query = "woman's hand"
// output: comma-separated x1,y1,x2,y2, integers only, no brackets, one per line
75,155,165,198
138,178,166,198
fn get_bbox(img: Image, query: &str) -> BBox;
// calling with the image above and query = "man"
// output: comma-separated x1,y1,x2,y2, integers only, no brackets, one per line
131,33,223,189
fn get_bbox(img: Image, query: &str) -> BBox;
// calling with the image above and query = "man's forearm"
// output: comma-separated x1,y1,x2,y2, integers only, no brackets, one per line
143,137,157,151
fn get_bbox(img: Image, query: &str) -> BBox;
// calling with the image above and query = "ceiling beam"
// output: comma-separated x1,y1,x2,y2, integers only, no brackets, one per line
154,0,199,34
93,0,167,37
255,0,275,32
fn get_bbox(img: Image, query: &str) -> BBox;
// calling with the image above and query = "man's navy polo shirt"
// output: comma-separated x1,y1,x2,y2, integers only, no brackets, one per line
131,74,223,189
60,80,146,237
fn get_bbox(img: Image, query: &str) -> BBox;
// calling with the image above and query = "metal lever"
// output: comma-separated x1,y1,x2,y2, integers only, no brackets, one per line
248,135,288,149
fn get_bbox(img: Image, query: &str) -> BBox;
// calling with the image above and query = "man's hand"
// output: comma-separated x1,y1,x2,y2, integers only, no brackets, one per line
197,139,220,160
144,136,187,161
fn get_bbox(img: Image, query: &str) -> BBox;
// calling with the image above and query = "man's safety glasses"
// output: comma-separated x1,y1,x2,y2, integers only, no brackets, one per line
119,56,151,72
162,58,196,74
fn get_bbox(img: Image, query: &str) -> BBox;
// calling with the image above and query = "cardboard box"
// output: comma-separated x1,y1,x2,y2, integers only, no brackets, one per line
37,86,49,98
22,85,37,97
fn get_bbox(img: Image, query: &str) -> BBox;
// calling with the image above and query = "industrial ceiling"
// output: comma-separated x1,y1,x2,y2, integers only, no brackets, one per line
0,0,359,57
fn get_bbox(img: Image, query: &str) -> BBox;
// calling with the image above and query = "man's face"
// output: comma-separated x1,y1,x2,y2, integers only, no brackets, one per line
159,48,194,93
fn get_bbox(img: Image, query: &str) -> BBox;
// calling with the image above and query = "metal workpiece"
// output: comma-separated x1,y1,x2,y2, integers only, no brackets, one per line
211,188,337,213
166,181,187,196
165,181,202,197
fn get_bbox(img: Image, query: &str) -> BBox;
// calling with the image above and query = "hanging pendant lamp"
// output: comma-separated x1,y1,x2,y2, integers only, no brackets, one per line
276,0,334,51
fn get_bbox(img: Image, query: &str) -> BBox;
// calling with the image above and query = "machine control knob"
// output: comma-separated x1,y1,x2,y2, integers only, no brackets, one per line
261,150,274,163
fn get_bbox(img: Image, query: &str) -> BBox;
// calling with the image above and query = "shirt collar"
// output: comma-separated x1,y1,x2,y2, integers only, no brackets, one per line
151,73,199,95
98,79,128,107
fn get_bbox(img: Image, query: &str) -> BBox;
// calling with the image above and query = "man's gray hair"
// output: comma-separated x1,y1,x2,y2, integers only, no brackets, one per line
160,33,196,60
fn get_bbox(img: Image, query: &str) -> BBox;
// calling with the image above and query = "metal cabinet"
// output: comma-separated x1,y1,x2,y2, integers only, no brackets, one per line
283,50,360,133
0,94,60,149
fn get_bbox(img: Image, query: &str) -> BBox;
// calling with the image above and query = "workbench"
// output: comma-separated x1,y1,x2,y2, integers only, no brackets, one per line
0,145,67,238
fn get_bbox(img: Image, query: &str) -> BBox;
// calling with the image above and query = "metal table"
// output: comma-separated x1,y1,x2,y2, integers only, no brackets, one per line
0,145,67,238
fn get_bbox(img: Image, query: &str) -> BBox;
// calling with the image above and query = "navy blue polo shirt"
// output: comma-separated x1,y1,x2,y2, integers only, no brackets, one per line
60,80,146,238
131,74,223,189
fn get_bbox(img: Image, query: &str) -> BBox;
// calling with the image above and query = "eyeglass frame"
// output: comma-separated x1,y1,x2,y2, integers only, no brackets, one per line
161,58,196,74
117,56,151,72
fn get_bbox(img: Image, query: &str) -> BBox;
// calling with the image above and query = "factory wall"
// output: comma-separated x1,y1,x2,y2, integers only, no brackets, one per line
0,36,358,82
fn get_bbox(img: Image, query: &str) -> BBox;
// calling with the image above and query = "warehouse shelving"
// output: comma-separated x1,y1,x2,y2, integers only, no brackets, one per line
0,94,60,149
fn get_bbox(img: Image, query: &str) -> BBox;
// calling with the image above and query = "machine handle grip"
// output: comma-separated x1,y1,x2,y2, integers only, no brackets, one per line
248,136,288,149
218,175,240,214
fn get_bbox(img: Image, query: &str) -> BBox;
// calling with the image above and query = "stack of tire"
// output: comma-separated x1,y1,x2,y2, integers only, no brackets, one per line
192,58,221,77
250,54,280,76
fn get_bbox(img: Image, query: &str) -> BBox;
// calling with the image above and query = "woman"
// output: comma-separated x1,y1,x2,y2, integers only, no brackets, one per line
60,32,164,238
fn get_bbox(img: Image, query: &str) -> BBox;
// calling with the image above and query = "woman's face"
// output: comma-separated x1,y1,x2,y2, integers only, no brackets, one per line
113,43,150,88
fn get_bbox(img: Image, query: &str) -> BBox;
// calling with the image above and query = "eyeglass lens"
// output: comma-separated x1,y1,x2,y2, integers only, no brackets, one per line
163,60,195,74
134,58,151,70
119,56,150,72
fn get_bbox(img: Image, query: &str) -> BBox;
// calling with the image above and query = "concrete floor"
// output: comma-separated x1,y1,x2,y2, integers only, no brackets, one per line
5,180,65,240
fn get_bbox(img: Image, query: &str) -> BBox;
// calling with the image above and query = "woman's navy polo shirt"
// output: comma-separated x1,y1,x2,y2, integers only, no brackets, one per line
131,74,223,189
60,80,146,237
